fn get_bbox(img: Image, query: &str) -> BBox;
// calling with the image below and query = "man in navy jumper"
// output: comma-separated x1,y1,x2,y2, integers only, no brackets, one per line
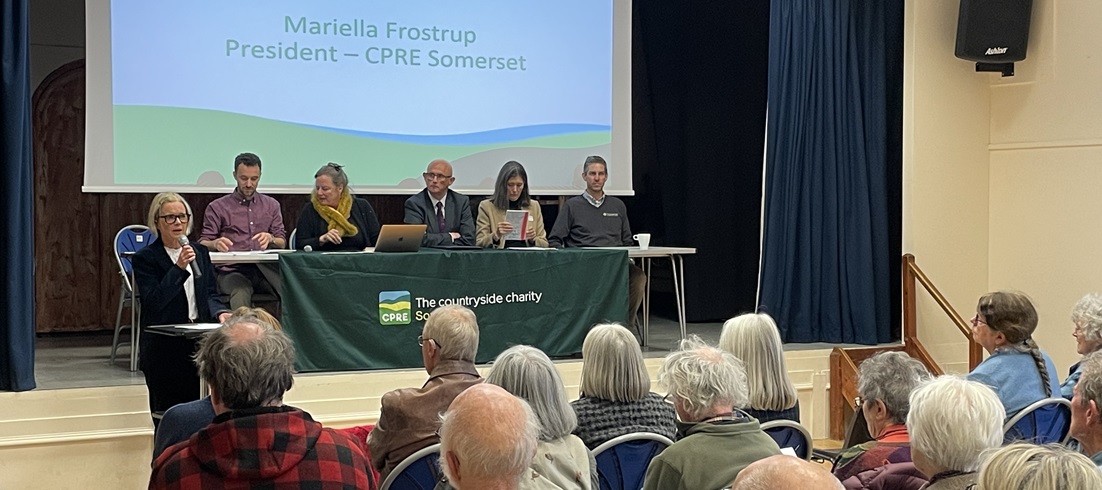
548,156,647,333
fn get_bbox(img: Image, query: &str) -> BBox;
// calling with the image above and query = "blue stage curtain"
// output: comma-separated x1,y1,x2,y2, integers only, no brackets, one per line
759,0,902,344
0,0,36,391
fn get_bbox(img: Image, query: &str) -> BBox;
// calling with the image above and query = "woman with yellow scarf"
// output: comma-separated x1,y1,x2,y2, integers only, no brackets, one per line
295,163,381,251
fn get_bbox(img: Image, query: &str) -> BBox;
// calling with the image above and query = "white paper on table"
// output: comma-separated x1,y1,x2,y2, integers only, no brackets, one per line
507,247,555,251
176,323,221,330
503,210,529,241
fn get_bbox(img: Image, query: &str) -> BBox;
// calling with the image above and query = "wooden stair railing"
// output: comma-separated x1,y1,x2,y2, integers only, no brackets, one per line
828,254,981,440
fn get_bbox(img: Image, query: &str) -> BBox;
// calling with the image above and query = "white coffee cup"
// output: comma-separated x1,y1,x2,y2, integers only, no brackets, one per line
633,233,651,250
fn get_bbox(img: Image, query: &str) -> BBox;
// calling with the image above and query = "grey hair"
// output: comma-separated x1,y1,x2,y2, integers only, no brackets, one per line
657,335,749,421
719,313,798,411
423,304,479,362
1075,350,1102,411
856,351,931,424
146,192,194,236
195,316,295,410
314,163,349,189
1072,293,1102,343
908,376,1005,473
439,386,540,486
977,443,1102,490
486,345,577,440
579,323,650,402
582,155,607,175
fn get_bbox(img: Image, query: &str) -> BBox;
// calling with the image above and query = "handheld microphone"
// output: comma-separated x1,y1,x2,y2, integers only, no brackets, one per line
303,245,313,252
177,235,203,279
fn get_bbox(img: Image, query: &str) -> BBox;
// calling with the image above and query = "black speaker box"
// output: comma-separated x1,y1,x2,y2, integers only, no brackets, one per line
955,0,1033,63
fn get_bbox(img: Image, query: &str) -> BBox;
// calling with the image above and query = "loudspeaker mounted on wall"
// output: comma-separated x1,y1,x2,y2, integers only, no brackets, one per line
954,0,1034,76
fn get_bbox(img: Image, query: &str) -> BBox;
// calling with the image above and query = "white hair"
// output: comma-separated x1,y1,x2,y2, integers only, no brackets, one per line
439,386,540,486
486,345,577,440
908,376,1004,473
1072,293,1102,343
719,313,797,411
579,323,650,402
658,336,749,421
423,304,479,362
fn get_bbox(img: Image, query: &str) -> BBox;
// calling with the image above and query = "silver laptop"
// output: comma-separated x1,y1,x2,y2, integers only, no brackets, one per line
375,224,426,253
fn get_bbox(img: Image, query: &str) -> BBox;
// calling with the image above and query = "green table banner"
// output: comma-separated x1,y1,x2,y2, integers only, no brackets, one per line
280,248,629,371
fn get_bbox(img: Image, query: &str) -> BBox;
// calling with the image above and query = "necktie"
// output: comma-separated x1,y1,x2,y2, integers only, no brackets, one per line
436,202,446,233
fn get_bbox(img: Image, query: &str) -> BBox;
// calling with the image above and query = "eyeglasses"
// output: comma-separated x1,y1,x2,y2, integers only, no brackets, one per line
854,396,865,408
417,334,444,350
970,315,987,327
423,172,452,181
158,213,191,224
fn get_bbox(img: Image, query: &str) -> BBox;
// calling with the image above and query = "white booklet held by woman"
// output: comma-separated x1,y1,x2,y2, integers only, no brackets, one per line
503,210,529,241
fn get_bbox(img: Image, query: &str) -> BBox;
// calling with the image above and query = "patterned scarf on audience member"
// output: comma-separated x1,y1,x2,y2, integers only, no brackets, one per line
311,187,358,237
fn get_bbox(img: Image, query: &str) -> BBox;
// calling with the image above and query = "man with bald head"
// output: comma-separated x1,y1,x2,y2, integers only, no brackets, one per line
404,159,476,247
439,384,540,490
150,316,370,488
732,455,843,490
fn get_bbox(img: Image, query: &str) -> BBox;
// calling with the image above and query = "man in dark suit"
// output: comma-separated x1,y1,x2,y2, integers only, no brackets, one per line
404,159,476,247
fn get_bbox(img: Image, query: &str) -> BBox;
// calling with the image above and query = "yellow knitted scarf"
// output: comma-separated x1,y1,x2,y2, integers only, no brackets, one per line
311,188,359,237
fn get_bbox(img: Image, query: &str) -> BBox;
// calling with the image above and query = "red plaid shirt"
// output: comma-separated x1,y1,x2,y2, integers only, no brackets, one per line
150,406,370,489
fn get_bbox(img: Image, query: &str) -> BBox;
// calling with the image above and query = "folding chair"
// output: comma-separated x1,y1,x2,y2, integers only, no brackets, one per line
1003,397,1072,444
379,443,441,490
761,419,814,460
111,224,155,370
592,432,674,490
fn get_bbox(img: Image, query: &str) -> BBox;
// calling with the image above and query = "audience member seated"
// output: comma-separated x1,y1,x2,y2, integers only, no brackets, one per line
718,312,800,423
731,455,843,490
133,192,231,418
367,304,482,481
1063,292,1102,399
149,315,370,488
907,376,1004,490
295,163,381,251
404,159,476,247
571,323,676,448
1069,351,1102,469
476,160,548,248
642,336,781,490
832,351,931,482
198,152,286,309
151,307,281,461
975,443,1102,490
966,291,1061,418
486,345,597,489
439,384,540,490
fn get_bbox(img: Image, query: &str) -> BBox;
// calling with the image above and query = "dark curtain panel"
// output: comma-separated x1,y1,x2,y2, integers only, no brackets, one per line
633,0,771,321
759,0,903,343
0,0,36,391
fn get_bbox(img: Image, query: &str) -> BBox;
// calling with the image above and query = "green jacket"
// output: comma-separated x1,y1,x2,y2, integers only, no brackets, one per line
642,419,781,490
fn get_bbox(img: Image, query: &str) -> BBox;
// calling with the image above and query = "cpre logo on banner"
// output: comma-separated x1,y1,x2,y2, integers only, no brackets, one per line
379,291,412,325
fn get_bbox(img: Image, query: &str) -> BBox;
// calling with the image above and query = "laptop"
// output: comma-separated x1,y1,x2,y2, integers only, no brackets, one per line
374,224,426,253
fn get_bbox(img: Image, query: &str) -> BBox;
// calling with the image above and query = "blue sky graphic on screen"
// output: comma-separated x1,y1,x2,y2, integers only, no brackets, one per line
96,0,626,194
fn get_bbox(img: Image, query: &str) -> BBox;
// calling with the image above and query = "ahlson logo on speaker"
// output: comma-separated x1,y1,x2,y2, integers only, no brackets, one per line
379,291,412,325
984,47,1008,56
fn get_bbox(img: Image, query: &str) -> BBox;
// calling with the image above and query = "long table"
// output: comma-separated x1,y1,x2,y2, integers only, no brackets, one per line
275,249,630,371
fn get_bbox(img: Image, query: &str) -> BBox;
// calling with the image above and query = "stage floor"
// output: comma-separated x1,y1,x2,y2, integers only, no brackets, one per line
32,315,863,390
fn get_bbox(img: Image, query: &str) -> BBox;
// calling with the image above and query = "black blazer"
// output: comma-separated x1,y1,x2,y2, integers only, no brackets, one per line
295,197,382,251
403,189,476,247
132,237,228,327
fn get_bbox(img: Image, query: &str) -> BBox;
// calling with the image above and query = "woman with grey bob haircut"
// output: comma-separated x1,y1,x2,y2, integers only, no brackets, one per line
571,323,676,448
908,376,1005,489
832,351,932,482
719,312,799,423
976,443,1102,490
486,345,596,489
1062,292,1102,398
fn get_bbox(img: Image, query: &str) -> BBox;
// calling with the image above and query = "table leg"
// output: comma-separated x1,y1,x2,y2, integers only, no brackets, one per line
642,257,652,346
671,255,687,340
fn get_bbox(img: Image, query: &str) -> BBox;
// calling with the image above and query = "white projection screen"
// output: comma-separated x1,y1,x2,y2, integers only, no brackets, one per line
85,0,633,195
